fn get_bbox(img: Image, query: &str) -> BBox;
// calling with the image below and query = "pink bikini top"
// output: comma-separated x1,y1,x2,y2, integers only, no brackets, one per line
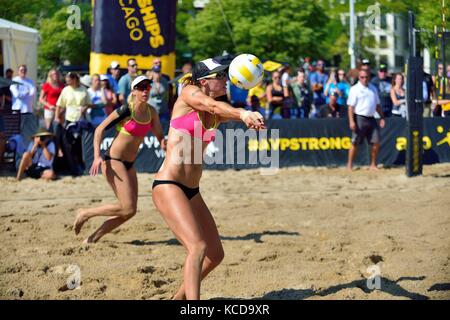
170,111,218,142
115,103,153,137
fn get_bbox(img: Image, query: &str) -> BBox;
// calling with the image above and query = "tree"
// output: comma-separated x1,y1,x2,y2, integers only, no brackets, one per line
185,0,329,66
38,4,92,72
176,0,196,67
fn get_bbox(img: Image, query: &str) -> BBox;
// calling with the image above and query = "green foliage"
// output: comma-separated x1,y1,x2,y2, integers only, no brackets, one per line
186,0,329,66
38,4,92,72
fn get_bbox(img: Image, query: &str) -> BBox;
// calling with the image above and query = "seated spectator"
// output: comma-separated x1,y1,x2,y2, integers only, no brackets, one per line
16,128,56,181
390,73,407,118
290,68,313,119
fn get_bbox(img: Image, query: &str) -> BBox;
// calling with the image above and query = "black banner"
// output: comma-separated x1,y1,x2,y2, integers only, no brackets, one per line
82,118,450,173
90,0,177,77
91,0,176,56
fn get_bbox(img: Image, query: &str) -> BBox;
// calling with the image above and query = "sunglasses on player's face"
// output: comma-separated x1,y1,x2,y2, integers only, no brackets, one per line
135,83,151,91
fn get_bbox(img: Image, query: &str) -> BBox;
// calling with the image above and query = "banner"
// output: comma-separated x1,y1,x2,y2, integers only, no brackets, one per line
82,118,450,173
90,0,177,77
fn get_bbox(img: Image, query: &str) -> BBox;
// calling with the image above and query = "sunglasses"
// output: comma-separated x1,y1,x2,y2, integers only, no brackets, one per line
135,83,151,91
359,76,369,79
129,64,138,68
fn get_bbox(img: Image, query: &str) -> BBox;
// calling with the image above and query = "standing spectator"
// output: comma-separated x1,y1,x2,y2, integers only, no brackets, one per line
118,58,138,106
148,65,170,121
347,70,385,171
324,69,342,104
55,72,92,176
106,61,120,95
228,82,248,109
176,61,193,97
0,68,13,111
302,57,312,79
371,64,393,117
39,69,65,131
390,73,407,118
100,75,117,116
290,68,313,119
87,74,107,127
246,80,267,118
336,69,351,117
16,128,56,181
266,71,284,119
360,58,376,80
309,59,328,116
10,65,36,115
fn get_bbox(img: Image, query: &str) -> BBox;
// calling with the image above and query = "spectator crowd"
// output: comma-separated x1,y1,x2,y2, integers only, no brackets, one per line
1,54,449,180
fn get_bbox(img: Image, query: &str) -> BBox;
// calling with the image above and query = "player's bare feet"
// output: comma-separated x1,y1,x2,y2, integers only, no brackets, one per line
82,235,96,244
369,165,379,171
74,209,88,235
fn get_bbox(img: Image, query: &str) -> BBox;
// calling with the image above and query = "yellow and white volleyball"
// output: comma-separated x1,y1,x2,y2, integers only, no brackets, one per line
228,54,264,90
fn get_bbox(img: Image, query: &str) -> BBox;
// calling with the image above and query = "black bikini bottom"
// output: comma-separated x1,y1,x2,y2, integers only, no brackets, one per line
152,180,199,200
104,153,134,170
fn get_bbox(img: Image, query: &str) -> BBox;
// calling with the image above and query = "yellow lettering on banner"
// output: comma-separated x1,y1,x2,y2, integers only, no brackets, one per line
141,6,156,20
248,139,259,151
269,139,280,150
298,138,309,150
138,0,151,8
290,138,300,151
148,23,161,36
130,27,143,41
150,35,164,48
329,137,340,149
119,0,133,7
280,138,290,151
319,137,330,150
127,16,140,29
396,137,407,151
122,6,135,19
259,139,270,151
423,136,432,150
309,138,319,150
342,137,351,149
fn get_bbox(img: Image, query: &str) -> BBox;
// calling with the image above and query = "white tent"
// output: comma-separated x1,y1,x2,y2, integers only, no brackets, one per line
0,18,39,84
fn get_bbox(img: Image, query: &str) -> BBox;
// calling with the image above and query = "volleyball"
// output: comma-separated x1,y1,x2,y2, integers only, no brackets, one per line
228,53,264,90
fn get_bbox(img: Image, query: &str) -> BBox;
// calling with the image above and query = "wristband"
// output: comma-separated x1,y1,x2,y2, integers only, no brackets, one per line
240,110,251,122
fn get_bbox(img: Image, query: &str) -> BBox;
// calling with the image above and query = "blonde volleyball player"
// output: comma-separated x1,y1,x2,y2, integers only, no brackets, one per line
151,58,265,300
74,76,166,244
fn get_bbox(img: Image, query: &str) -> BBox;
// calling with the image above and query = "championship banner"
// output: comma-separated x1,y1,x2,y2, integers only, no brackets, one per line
82,118,450,173
90,0,177,78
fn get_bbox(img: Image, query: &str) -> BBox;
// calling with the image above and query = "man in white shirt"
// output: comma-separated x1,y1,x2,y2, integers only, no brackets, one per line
347,70,385,171
10,65,36,114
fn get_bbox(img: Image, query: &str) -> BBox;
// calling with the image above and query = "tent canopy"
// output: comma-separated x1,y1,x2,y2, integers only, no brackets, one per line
0,18,39,83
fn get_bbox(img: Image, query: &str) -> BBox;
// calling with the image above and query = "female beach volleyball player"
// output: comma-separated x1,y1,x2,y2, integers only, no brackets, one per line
74,76,166,243
151,58,265,300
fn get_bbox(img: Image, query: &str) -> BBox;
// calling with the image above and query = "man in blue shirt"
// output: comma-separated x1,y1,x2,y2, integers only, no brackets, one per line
16,128,56,181
309,60,328,112
118,58,138,106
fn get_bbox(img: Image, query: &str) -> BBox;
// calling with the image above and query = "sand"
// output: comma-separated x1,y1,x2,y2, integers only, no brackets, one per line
1,164,449,300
